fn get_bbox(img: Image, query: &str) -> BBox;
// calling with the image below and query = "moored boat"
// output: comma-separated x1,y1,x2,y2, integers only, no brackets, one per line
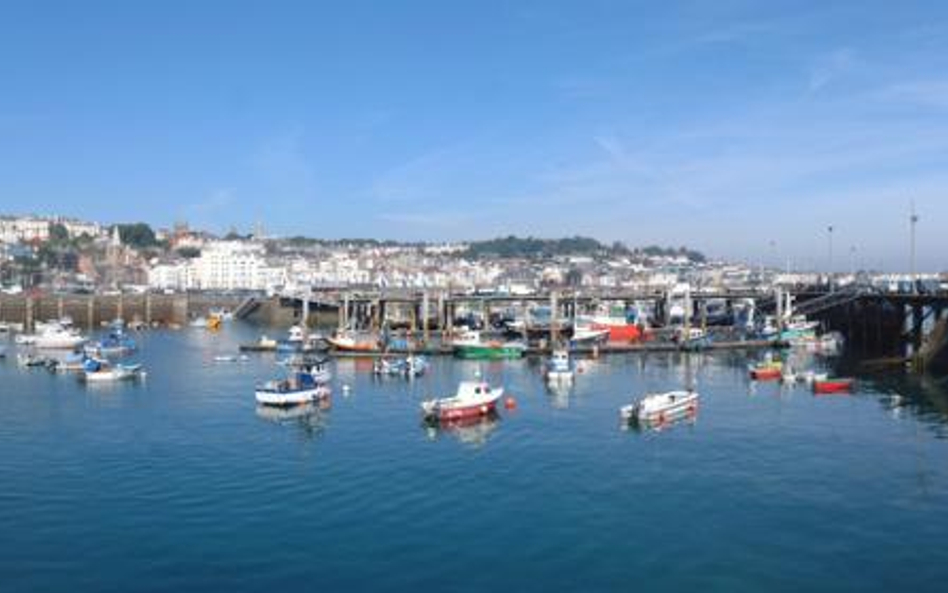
81,358,145,382
373,355,428,377
451,329,525,360
328,330,380,352
749,361,783,381
545,349,574,382
255,361,332,406
813,377,854,394
421,381,504,422
85,324,137,357
240,335,279,352
620,390,699,424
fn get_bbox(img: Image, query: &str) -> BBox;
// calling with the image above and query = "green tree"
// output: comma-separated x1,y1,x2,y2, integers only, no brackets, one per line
116,223,157,248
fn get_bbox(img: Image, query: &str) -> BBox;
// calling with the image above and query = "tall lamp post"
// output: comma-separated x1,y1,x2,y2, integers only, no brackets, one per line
910,201,918,294
827,225,834,292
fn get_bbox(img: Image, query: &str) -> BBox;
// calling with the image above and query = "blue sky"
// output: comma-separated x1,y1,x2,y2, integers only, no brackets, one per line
1,1,946,270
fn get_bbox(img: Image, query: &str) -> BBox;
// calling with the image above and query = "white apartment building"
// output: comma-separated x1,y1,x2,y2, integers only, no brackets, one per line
0,216,50,243
148,241,286,291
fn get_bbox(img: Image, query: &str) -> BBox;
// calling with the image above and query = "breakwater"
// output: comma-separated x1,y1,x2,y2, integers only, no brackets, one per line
0,293,244,330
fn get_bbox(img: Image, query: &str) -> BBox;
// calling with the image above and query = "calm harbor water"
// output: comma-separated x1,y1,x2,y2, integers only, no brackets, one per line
1,324,947,592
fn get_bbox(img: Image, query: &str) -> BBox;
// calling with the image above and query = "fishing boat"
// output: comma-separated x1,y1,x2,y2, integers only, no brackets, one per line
20,320,87,350
569,323,610,346
328,330,380,353
421,381,505,422
255,364,332,407
575,302,643,343
676,327,710,351
85,324,137,357
545,349,574,382
620,390,699,424
813,377,854,394
48,352,90,373
749,360,783,381
373,355,429,377
81,358,145,382
451,329,526,360
240,335,279,352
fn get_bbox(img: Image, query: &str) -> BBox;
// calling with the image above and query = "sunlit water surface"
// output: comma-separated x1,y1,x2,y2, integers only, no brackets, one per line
1,325,947,592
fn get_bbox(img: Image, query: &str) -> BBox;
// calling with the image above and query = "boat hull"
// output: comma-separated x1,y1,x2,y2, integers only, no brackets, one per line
622,391,699,424
453,345,524,360
421,385,504,422
429,400,498,422
813,379,854,394
255,386,331,407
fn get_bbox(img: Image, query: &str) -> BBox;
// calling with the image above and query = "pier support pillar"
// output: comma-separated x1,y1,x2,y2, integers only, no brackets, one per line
422,292,430,345
117,294,124,323
145,294,152,325
57,296,64,321
25,296,34,333
87,296,95,329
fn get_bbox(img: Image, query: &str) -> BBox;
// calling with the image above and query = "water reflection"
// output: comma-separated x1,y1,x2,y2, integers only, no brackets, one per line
256,402,331,439
423,413,500,448
545,381,573,409
623,406,699,434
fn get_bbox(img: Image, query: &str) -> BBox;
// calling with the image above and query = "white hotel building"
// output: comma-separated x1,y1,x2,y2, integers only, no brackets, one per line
148,241,286,291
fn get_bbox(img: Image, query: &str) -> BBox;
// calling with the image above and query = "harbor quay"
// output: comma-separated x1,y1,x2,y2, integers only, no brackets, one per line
0,293,245,330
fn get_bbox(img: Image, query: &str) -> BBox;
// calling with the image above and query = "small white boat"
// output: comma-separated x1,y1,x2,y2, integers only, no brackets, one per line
214,354,249,364
620,390,699,424
545,349,574,382
17,352,53,368
421,381,504,422
22,321,87,350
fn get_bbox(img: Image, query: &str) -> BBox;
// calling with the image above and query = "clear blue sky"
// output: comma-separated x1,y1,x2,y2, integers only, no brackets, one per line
1,1,946,271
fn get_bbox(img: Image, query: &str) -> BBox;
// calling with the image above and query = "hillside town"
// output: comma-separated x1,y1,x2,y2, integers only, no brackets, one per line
1,213,943,297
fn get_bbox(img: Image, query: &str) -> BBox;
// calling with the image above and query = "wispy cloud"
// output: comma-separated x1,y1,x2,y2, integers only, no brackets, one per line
808,48,856,93
873,79,948,109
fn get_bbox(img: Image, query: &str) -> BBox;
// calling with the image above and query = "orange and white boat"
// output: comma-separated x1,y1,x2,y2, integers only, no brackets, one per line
749,361,783,381
327,331,379,352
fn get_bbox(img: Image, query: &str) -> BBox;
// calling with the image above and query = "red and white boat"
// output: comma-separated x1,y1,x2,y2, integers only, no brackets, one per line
576,315,642,343
421,381,504,422
813,378,854,395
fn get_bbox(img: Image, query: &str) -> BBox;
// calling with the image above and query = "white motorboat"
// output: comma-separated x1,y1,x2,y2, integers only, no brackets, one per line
545,349,574,382
421,381,504,422
620,390,699,424
21,320,87,350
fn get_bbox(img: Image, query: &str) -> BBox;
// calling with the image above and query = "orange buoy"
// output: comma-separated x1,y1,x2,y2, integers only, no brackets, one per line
504,397,517,410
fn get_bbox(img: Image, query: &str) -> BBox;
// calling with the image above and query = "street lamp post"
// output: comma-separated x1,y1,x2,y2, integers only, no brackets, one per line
827,225,834,292
910,201,918,294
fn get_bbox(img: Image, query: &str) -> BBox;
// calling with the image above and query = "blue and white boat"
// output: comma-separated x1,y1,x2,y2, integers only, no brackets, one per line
85,323,137,357
81,357,145,382
255,361,332,406
373,355,429,377
545,349,575,383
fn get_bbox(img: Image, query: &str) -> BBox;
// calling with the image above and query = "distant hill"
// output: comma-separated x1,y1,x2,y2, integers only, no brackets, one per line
463,236,619,259
463,236,706,263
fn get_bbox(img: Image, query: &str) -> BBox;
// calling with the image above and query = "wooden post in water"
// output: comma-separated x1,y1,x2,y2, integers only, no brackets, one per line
422,292,430,345
550,291,558,349
25,296,34,332
117,294,124,324
145,293,152,326
57,296,64,321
